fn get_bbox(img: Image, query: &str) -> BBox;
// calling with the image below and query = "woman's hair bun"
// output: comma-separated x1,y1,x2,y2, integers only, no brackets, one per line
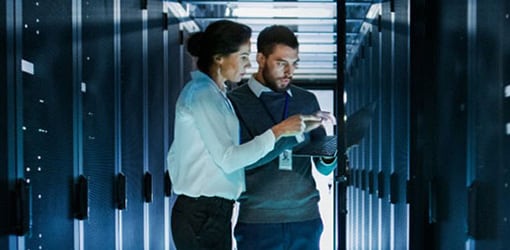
187,32,204,57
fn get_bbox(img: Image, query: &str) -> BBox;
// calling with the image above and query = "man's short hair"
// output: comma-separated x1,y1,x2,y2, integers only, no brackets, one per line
257,25,299,56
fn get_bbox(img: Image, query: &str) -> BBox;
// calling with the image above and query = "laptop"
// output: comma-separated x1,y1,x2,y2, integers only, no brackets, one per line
293,102,376,157
294,135,338,157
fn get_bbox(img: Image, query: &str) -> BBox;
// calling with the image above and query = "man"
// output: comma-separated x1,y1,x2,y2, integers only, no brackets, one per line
228,25,337,250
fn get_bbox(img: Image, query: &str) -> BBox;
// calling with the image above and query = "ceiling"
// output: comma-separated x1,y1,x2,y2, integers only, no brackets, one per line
167,0,381,84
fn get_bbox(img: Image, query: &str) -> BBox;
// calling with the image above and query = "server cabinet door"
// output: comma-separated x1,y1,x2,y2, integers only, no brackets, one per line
146,1,167,249
1,0,10,245
81,0,116,249
467,0,510,248
392,0,411,249
119,0,145,249
21,0,75,249
345,1,411,249
1,1,13,248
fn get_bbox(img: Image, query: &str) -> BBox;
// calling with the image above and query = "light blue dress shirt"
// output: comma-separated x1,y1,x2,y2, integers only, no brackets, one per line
246,75,293,98
167,71,276,200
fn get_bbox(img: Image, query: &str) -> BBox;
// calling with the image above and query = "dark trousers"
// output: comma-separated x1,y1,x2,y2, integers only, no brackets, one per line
234,218,324,250
172,195,234,250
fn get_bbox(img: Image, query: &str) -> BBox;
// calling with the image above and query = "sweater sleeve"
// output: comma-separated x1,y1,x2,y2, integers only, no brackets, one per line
308,91,338,175
313,156,338,175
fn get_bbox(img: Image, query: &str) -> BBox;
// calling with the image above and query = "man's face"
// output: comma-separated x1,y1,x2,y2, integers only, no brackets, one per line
257,44,299,92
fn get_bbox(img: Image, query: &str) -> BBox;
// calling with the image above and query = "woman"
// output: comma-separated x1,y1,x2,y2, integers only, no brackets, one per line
167,20,320,249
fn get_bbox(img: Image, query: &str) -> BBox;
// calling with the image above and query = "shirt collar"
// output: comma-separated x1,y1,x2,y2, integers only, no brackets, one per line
247,75,293,98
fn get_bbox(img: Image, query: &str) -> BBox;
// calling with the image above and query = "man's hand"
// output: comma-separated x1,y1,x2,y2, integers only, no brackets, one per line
304,111,337,132
315,111,337,125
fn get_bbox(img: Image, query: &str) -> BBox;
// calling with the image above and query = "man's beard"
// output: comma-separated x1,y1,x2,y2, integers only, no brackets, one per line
262,65,291,93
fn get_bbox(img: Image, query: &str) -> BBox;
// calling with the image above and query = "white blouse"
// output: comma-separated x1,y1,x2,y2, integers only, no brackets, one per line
167,71,276,200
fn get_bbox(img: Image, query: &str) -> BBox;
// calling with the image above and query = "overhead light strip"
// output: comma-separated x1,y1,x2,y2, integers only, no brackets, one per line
194,17,337,25
165,2,200,32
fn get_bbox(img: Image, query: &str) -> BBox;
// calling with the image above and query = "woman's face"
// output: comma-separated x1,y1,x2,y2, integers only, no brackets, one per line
218,41,252,83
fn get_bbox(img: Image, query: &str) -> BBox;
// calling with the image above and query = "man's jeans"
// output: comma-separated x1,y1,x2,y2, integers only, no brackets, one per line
234,218,323,250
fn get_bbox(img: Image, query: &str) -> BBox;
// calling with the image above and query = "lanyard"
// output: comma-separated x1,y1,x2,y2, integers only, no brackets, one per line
258,92,290,125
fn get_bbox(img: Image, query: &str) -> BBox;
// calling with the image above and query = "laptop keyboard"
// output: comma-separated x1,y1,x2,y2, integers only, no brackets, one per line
316,137,337,156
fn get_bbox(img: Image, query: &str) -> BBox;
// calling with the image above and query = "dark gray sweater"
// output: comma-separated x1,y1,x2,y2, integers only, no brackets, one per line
228,83,333,223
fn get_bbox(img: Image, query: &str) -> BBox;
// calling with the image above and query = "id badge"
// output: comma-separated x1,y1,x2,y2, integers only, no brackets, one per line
279,149,293,171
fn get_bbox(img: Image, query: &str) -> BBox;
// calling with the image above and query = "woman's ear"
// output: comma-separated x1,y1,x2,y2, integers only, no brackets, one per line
214,54,223,64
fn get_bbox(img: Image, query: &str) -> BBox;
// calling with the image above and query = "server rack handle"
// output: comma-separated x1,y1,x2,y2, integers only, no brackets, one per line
164,170,172,197
116,173,127,210
11,178,32,236
74,175,89,220
144,172,153,203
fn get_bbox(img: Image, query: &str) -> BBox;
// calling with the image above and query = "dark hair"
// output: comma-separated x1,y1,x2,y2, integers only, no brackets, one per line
257,25,299,56
187,20,252,72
